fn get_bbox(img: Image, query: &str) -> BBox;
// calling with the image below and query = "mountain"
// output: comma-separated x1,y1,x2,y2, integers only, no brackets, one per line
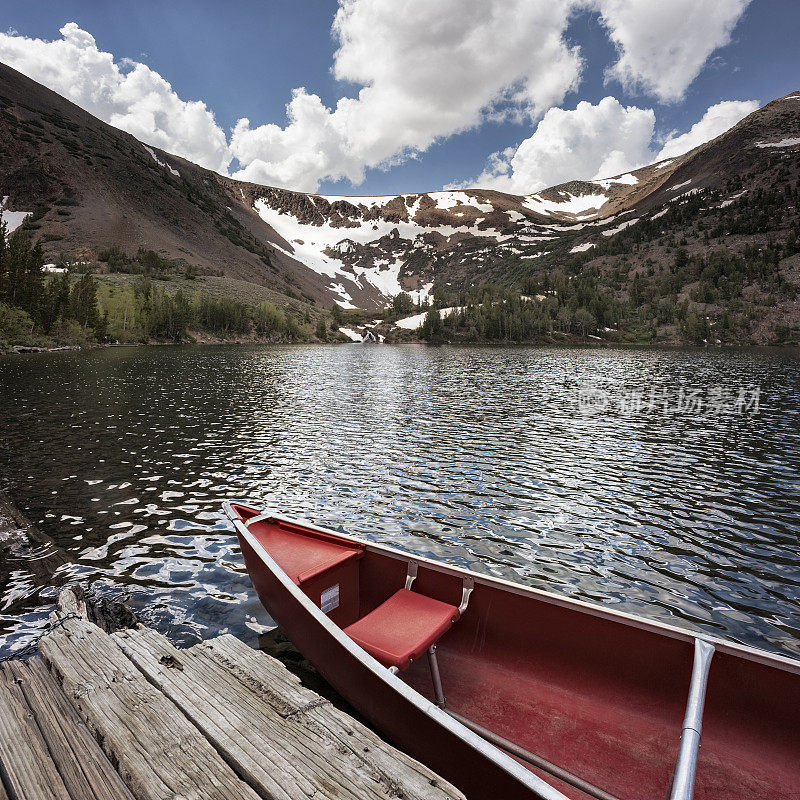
1,61,799,343
0,59,686,309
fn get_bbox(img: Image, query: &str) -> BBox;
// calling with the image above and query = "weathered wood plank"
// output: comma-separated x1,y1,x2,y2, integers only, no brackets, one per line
39,614,261,800
202,636,465,800
113,626,465,800
5,657,137,800
0,663,72,800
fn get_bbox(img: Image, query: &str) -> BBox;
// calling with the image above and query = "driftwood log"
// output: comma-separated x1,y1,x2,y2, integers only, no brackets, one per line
0,486,68,581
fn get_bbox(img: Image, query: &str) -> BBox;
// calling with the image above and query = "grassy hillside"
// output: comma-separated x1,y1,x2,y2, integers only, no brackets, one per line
0,227,350,352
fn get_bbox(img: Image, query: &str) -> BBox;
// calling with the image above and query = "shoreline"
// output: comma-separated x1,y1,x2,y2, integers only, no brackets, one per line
3,337,799,356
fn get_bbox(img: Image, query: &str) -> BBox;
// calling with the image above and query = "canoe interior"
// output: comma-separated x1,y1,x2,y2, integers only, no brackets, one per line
232,506,800,800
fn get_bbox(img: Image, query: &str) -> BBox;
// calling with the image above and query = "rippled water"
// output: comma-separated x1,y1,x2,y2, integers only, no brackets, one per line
0,344,799,658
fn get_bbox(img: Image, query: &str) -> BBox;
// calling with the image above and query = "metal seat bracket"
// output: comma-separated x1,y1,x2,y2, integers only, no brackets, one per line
405,561,418,590
459,576,475,615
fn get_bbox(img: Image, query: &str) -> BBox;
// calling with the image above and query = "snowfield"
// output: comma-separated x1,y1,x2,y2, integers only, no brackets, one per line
718,190,747,208
318,190,493,214
1,210,31,236
1,198,31,237
254,195,508,304
338,327,363,341
143,145,179,177
755,138,800,148
432,191,493,212
523,192,608,217
594,172,638,189
319,193,412,209
395,306,464,330
601,218,639,237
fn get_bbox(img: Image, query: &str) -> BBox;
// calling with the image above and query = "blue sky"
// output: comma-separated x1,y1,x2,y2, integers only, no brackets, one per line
1,0,798,195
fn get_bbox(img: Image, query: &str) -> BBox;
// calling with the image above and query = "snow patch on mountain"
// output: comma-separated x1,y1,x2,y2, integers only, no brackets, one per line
256,198,504,258
326,283,357,307
523,192,608,217
143,145,179,177
255,199,410,280
395,306,464,330
318,190,496,216
431,191,493,212
254,197,506,305
755,138,800,148
338,327,364,341
408,282,434,304
601,219,639,237
1,197,31,237
594,173,638,189
670,188,702,202
351,257,407,299
319,194,411,209
718,190,747,208
570,242,596,252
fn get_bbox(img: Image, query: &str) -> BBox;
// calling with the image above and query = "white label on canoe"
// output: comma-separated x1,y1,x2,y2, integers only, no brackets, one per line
321,584,339,614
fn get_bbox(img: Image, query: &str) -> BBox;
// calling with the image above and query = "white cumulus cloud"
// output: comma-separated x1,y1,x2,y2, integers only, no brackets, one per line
470,96,758,194
0,23,231,173
595,0,751,102
230,0,583,191
0,3,758,194
656,99,758,160
473,97,655,194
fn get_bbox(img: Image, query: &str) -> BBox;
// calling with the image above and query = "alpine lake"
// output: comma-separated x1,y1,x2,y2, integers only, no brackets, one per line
0,343,798,659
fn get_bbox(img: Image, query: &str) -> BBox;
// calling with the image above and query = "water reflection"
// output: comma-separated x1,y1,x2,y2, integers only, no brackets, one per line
0,344,798,658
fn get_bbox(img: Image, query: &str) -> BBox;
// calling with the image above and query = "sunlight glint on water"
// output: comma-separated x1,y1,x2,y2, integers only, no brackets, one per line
0,343,798,658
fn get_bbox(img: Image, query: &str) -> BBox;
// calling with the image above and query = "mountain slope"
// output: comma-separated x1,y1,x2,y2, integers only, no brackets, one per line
0,60,688,308
0,62,336,306
1,61,799,336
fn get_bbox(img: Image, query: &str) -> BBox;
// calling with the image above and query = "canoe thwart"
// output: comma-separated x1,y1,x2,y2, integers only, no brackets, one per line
669,638,716,800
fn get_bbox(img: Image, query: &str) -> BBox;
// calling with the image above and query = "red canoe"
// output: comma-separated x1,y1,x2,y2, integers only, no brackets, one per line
224,501,800,800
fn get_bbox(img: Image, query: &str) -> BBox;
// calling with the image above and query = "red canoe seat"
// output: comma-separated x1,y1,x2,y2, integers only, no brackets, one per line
343,588,460,671
242,515,364,585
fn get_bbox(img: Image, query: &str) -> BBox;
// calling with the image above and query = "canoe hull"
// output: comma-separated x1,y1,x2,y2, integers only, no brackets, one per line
229,503,800,800
238,531,544,799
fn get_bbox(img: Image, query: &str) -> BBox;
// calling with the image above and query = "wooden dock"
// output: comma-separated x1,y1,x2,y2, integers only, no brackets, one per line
0,589,465,800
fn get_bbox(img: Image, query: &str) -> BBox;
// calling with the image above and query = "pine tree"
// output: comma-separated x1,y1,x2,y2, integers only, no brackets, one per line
41,272,71,332
70,273,101,331
420,308,443,341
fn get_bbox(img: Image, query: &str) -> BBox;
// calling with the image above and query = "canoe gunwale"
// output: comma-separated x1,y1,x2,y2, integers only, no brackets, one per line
223,500,572,800
224,501,800,677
